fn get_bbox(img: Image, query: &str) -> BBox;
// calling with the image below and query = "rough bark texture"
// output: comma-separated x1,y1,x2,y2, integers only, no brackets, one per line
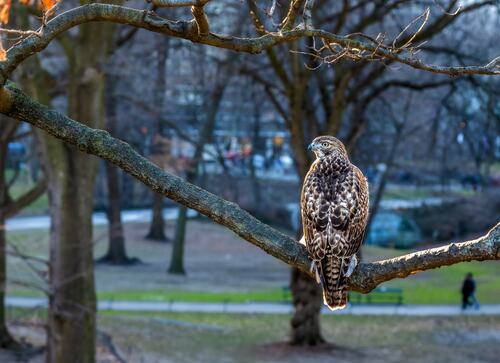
1,84,499,294
290,267,325,345
43,148,97,363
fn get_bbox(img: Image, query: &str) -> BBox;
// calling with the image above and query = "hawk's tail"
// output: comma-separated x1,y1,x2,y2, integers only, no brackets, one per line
317,257,350,311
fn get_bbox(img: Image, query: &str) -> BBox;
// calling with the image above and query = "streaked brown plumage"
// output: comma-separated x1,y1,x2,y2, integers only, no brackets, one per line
300,136,369,310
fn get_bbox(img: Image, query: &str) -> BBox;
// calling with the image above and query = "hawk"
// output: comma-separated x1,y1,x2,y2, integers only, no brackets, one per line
300,136,369,310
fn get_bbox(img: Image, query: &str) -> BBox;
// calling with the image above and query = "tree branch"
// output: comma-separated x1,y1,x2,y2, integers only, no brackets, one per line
0,83,498,293
1,3,498,85
4,178,46,219
349,224,500,293
280,0,305,31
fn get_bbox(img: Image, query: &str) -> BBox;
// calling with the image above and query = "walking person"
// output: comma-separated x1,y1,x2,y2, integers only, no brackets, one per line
461,273,480,310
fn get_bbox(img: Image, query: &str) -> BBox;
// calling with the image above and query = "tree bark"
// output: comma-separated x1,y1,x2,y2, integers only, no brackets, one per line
290,267,325,345
99,162,135,264
29,16,118,362
168,205,187,274
287,84,325,346
0,214,16,349
43,153,97,363
146,36,169,243
146,193,168,241
0,138,16,348
100,72,135,263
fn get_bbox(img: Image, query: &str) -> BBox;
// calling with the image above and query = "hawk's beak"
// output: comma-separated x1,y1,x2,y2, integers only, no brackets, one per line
308,143,315,151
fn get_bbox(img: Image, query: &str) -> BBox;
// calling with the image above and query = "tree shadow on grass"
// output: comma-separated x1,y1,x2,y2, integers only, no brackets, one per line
252,341,365,362
95,256,143,266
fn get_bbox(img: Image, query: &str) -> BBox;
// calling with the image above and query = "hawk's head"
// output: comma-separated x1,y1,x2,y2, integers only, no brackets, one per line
308,136,348,160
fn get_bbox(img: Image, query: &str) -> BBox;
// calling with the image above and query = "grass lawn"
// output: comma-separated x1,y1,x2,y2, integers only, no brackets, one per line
381,186,475,200
5,220,499,305
98,312,500,363
96,259,500,304
5,309,500,363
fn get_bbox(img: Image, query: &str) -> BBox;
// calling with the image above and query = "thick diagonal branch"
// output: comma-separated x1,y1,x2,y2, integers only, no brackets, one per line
0,83,498,293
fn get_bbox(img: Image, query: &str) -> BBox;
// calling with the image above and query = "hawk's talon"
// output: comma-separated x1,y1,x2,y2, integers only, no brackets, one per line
345,255,358,278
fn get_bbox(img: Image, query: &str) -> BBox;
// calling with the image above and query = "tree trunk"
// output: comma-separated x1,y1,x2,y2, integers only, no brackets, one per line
290,267,325,345
0,160,16,348
43,158,97,363
146,36,169,243
288,102,325,346
167,74,229,275
40,65,107,362
366,125,402,234
0,215,16,349
99,162,134,264
146,193,168,241
99,74,135,264
17,11,116,360
168,205,188,274
38,38,111,363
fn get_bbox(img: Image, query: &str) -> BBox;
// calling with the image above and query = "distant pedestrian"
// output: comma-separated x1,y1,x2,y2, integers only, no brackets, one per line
461,273,480,310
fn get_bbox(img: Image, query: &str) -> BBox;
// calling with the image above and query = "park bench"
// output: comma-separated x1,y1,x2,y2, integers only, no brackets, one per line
349,287,404,305
282,286,403,306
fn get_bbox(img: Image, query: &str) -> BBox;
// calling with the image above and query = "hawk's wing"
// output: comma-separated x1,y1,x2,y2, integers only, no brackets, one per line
301,163,368,260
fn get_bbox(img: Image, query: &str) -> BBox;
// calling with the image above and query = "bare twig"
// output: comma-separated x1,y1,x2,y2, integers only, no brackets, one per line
392,7,430,51
280,0,304,31
302,0,316,29
0,28,41,37
0,4,497,81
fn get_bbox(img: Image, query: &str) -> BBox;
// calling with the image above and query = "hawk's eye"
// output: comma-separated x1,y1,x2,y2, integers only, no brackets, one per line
322,142,329,148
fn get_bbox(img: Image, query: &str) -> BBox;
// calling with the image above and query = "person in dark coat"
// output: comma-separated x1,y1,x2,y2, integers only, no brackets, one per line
461,273,480,310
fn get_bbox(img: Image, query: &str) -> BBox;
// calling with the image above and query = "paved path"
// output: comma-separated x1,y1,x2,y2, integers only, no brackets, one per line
6,297,500,316
6,208,198,231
